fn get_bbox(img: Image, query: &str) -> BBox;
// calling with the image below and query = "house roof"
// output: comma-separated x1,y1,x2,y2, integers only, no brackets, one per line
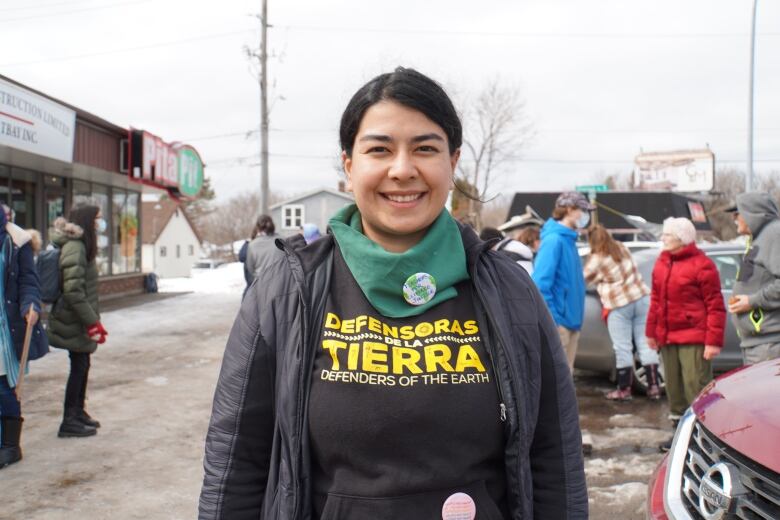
141,199,203,245
270,188,353,210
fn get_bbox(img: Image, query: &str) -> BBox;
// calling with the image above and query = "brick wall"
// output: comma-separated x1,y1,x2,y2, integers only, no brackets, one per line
98,274,145,299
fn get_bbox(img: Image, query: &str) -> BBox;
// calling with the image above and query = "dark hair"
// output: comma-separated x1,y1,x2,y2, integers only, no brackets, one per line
515,226,540,247
479,227,503,242
339,67,462,157
68,205,99,263
253,214,275,238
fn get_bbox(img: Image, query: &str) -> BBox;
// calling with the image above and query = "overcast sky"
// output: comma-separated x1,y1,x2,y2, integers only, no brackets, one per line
1,0,778,202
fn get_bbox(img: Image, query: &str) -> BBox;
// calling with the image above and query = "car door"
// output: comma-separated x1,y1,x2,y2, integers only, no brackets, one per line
706,251,743,371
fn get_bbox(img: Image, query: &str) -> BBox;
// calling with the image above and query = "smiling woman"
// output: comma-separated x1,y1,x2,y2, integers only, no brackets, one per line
199,67,588,520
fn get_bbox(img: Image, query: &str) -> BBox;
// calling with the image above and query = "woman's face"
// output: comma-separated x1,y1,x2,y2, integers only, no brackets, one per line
342,101,459,253
661,232,683,251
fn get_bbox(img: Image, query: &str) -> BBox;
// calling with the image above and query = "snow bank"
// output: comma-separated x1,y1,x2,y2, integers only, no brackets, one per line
158,262,245,295
586,455,659,478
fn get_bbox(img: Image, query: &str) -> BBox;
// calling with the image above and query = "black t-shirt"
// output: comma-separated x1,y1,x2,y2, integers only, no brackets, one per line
308,245,507,520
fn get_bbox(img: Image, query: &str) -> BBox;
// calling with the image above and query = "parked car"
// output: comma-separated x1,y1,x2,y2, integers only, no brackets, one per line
646,358,780,519
192,258,225,270
576,244,744,392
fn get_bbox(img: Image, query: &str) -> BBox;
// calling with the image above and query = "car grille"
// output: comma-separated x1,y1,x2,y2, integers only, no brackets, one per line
680,421,780,519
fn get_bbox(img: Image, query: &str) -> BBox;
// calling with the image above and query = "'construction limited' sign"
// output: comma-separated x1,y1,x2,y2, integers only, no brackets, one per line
0,77,76,163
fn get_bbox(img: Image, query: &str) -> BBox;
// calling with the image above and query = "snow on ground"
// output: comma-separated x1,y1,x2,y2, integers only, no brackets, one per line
590,427,670,450
586,455,659,478
158,262,245,294
588,482,648,506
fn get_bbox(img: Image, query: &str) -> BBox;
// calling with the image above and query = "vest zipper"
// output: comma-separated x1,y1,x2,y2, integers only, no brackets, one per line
473,280,509,423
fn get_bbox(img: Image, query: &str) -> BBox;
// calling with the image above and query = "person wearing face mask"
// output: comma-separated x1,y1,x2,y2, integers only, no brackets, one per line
532,192,595,373
47,205,108,438
646,217,725,452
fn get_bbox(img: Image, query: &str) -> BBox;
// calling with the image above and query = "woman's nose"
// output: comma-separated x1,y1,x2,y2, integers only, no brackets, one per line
388,150,418,181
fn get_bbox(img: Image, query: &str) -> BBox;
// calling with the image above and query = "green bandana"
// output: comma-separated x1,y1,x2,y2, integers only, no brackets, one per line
329,204,469,318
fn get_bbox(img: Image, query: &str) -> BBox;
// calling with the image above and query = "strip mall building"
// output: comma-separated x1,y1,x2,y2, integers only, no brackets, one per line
0,74,203,297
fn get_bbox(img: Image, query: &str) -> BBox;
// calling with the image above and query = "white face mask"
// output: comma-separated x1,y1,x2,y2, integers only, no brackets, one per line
576,211,591,229
95,218,107,233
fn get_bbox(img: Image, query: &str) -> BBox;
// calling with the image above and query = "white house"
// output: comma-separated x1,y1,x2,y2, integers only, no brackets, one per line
141,199,203,278
270,187,354,237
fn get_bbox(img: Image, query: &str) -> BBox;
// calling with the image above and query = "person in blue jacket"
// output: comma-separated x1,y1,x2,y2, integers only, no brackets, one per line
0,205,48,469
532,192,594,373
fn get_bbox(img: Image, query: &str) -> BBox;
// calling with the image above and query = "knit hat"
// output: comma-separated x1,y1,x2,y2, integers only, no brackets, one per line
662,217,697,245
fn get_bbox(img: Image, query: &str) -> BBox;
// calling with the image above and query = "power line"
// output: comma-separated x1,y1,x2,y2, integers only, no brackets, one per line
278,24,780,39
0,0,152,23
0,0,97,13
0,29,255,67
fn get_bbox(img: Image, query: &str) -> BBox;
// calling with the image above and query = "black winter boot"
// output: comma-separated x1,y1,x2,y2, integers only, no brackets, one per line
77,410,100,429
0,416,23,469
645,364,661,400
58,408,97,438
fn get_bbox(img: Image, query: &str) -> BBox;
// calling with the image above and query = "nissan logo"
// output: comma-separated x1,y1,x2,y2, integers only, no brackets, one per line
699,462,746,519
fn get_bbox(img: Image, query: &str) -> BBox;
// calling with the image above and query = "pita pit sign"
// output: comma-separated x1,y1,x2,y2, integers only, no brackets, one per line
129,129,203,199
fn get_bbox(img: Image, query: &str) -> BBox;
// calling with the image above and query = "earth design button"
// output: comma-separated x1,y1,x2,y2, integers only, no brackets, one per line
402,272,437,306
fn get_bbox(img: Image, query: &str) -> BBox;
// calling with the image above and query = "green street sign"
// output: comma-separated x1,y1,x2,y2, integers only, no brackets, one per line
576,184,608,193
177,146,204,198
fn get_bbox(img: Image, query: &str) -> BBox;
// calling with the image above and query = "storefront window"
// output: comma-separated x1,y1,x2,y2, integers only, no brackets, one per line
126,192,140,272
73,180,91,208
0,165,9,208
112,189,139,274
10,179,36,230
92,185,110,276
44,176,66,236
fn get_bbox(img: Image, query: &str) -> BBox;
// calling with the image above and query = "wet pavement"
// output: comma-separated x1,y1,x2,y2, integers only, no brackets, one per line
577,370,671,519
3,280,672,519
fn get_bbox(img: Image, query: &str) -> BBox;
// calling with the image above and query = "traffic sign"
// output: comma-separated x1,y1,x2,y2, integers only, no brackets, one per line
575,184,608,193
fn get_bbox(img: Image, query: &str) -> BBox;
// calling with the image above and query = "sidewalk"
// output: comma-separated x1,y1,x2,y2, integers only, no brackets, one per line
1,270,242,519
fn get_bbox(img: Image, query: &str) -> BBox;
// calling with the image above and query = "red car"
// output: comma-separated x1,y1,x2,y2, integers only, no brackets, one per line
647,359,780,519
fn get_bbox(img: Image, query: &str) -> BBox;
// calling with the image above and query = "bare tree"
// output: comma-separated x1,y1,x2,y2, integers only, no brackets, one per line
200,190,286,253
590,169,633,190
479,194,513,229
457,79,533,228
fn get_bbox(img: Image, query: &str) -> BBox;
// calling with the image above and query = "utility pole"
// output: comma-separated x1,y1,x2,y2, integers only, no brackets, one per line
747,0,758,192
259,0,270,215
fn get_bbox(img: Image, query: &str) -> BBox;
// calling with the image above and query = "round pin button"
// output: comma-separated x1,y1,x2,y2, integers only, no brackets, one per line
442,492,476,520
403,272,437,306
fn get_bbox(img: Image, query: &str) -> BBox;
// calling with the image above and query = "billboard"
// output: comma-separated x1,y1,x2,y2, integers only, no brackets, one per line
0,77,76,162
633,149,714,192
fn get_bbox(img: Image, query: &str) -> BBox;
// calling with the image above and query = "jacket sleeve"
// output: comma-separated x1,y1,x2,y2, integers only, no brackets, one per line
645,263,660,340
749,237,780,310
582,254,600,286
531,236,562,324
529,282,589,519
60,242,99,326
199,279,275,520
17,243,42,316
698,258,726,347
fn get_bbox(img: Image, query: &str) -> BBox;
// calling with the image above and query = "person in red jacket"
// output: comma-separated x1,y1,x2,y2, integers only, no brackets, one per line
646,217,725,451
